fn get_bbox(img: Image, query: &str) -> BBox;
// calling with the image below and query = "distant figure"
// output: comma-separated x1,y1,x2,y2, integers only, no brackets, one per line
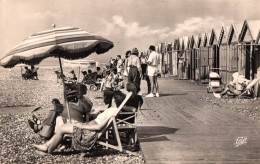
68,70,77,82
140,52,148,80
31,65,39,80
54,71,66,83
88,69,92,74
100,69,114,91
22,66,33,80
96,67,103,79
178,53,184,80
109,58,116,69
116,55,123,74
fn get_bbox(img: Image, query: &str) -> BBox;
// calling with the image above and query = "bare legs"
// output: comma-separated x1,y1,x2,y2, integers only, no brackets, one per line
149,76,159,94
214,85,238,98
32,124,74,153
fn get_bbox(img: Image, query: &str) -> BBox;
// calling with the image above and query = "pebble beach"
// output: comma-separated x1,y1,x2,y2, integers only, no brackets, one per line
0,66,145,164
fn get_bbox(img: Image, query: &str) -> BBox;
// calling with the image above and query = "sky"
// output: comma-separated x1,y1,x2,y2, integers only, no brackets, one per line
0,0,260,64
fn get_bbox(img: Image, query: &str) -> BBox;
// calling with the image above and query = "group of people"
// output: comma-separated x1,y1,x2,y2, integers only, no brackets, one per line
99,68,124,91
22,65,39,80
107,45,161,97
30,82,142,154
125,45,161,97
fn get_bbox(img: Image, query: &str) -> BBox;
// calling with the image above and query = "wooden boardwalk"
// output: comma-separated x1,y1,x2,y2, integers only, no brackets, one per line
138,79,260,164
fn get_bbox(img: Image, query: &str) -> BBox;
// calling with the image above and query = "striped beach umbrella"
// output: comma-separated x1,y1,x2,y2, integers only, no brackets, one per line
0,26,114,68
0,26,114,122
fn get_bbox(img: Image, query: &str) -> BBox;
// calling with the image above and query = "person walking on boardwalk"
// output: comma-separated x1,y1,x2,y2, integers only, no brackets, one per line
145,45,160,97
126,48,142,93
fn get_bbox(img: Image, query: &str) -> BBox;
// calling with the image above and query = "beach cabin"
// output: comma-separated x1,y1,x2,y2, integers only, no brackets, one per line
199,33,210,81
177,37,185,79
183,36,189,79
172,39,179,76
219,25,229,84
193,34,201,80
160,42,167,74
167,43,173,75
239,20,260,79
209,27,221,73
226,22,243,83
188,36,195,80
185,36,193,80
239,20,260,96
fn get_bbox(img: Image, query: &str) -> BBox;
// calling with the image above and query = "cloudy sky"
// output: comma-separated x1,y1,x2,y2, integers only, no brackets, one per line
0,0,260,63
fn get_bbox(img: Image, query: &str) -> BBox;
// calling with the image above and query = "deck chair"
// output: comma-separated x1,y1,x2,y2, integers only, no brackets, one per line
62,92,133,154
95,92,133,152
238,77,260,98
116,97,142,147
83,72,101,91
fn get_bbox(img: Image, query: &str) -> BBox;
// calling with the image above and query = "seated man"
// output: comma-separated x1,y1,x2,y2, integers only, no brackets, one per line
68,70,77,82
213,72,250,98
22,66,33,80
31,65,39,80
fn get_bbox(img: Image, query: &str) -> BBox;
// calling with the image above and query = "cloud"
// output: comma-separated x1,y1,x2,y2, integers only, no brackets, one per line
170,16,233,37
99,15,234,43
99,15,170,38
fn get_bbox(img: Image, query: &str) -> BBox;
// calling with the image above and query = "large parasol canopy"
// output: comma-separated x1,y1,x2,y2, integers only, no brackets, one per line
0,26,114,122
0,26,113,68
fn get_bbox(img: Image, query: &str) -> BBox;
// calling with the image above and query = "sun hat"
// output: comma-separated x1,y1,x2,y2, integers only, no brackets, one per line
131,48,139,55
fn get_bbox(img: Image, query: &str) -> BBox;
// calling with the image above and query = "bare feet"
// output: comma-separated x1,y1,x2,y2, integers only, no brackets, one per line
31,144,48,152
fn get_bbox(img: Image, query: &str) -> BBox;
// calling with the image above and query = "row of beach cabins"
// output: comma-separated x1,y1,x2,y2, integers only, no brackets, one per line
143,20,260,95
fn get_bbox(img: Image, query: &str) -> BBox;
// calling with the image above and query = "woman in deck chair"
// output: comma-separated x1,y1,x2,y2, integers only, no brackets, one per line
31,90,129,154
213,72,250,98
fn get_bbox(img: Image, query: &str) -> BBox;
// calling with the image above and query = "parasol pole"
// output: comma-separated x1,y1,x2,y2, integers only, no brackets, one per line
58,56,71,123
78,65,80,83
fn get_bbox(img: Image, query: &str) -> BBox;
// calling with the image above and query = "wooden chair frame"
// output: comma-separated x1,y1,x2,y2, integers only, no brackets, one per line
116,101,141,145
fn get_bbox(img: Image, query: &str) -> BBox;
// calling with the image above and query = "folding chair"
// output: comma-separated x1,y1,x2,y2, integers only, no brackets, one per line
238,77,260,98
116,100,142,147
95,92,133,152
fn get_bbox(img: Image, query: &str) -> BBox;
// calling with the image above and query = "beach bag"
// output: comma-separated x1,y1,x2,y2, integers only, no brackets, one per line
28,107,58,140
39,110,58,139
39,124,55,139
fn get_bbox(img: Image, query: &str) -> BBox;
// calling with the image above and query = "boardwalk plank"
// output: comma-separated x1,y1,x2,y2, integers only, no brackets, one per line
138,79,260,163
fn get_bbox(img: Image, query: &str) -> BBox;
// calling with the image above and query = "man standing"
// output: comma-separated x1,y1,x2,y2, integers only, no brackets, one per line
145,45,160,97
